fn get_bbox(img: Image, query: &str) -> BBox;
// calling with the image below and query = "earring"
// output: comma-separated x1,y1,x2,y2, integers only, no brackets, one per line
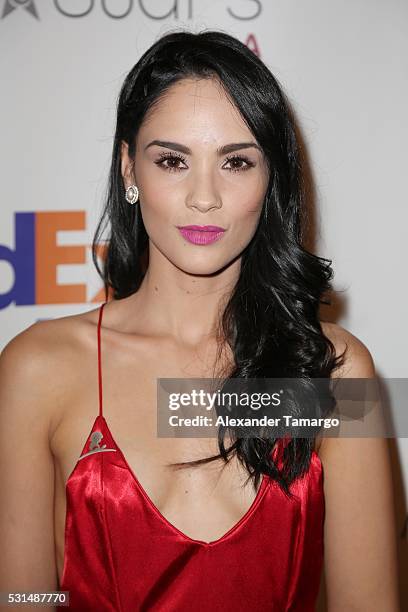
125,184,139,205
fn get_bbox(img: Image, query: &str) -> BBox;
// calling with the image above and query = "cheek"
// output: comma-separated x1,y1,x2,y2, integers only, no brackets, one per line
137,165,182,213
225,186,266,247
223,170,268,208
138,184,177,222
136,185,181,250
230,187,266,222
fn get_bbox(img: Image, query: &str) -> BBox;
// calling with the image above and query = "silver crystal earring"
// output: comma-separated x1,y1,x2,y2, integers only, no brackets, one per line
125,184,139,205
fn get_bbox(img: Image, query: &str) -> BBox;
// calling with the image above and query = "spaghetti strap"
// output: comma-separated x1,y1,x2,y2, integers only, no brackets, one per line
97,302,106,418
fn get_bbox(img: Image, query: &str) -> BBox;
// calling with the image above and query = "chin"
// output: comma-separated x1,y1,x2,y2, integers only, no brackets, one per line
173,253,240,276
176,262,224,276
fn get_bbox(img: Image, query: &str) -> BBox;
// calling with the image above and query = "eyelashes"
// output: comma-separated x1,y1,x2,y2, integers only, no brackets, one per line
224,155,255,173
153,151,255,174
154,152,186,173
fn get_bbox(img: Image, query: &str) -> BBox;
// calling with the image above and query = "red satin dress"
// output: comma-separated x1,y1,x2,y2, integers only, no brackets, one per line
58,302,325,611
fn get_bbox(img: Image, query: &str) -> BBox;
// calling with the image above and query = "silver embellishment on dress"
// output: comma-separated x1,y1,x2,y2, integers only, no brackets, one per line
78,430,117,461
89,431,107,451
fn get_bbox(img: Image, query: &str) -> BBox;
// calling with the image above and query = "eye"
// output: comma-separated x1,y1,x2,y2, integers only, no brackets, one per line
154,152,187,173
223,154,255,173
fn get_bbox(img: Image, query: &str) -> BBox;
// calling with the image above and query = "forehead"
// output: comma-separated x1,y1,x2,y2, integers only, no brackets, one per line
139,77,253,143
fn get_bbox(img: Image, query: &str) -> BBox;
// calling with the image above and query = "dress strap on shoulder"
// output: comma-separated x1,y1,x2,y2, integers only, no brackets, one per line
97,302,106,418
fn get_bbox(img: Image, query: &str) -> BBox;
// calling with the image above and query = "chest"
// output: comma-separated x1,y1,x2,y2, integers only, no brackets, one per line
52,337,267,578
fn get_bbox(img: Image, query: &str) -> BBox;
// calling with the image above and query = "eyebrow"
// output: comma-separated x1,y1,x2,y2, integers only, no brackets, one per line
144,139,261,155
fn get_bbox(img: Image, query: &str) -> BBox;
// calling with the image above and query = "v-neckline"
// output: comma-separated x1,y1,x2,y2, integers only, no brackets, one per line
74,414,271,547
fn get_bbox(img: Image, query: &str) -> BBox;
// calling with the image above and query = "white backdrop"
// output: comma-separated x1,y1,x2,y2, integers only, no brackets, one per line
1,0,407,599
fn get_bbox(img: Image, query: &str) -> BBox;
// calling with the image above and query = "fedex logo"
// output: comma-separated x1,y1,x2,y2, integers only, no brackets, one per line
0,211,106,309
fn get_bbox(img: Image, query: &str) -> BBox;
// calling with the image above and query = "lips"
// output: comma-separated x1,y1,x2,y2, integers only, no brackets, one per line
178,225,225,232
177,225,226,245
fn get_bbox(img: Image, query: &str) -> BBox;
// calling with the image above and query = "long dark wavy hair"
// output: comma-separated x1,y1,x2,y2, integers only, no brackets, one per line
92,29,346,497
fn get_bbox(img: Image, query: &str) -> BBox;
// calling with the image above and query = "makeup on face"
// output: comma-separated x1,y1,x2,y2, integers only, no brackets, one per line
132,79,269,267
176,225,226,245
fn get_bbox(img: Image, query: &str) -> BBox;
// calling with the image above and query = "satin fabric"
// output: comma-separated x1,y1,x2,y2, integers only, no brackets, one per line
58,417,324,611
58,303,325,611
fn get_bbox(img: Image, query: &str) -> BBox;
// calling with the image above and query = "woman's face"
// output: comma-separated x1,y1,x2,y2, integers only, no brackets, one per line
121,77,270,276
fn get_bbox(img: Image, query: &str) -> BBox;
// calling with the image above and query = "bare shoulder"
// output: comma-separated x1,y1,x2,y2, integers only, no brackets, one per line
318,320,377,455
313,322,376,455
320,320,376,378
317,324,399,609
0,306,101,435
0,307,103,593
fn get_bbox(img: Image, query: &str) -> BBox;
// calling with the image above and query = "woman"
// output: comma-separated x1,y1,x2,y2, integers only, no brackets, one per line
0,30,399,611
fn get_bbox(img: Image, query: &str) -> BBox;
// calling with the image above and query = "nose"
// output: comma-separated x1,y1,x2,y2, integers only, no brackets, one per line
185,166,222,213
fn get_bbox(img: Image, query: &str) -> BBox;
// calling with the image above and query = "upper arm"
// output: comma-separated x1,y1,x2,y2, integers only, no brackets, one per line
319,324,400,610
0,324,58,600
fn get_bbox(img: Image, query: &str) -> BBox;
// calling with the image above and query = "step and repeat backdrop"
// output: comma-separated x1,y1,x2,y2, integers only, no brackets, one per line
1,0,407,595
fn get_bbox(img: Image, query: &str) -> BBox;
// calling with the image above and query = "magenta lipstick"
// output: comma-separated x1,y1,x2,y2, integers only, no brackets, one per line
177,225,226,245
